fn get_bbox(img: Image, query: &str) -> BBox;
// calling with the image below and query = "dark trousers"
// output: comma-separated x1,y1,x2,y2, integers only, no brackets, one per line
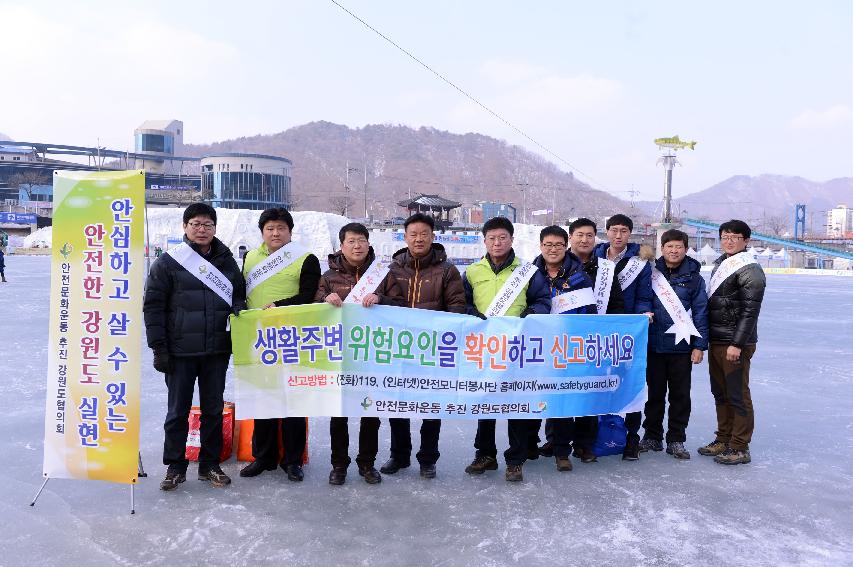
330,417,380,468
474,419,533,466
163,353,229,471
625,411,642,444
709,343,756,450
643,351,693,443
252,416,307,467
388,418,441,465
538,416,598,456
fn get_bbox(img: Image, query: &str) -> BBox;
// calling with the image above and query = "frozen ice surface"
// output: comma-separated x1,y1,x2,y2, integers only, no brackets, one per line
0,256,851,566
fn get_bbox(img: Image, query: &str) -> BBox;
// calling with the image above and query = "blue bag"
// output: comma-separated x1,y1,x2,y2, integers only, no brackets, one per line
591,414,627,456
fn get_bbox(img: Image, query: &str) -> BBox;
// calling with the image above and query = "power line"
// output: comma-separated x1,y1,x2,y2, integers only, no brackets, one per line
328,0,608,192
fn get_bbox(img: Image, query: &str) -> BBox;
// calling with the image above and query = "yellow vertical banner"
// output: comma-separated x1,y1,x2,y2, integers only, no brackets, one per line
43,170,145,484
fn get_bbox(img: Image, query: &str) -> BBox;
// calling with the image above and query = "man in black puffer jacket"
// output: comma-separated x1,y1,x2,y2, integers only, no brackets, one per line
144,203,246,491
698,219,765,466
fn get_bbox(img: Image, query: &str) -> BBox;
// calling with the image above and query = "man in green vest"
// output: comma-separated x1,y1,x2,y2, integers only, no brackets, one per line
462,216,551,482
238,208,321,482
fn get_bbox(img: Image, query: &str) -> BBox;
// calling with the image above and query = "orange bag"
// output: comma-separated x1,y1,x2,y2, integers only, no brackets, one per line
185,401,235,463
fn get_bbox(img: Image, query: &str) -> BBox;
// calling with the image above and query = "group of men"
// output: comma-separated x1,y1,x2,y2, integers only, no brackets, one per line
143,203,765,490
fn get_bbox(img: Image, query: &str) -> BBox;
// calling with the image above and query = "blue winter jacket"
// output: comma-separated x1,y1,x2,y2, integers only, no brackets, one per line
532,251,596,314
648,256,709,353
594,242,653,314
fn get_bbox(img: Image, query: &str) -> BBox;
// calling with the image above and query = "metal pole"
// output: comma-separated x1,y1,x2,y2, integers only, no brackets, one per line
131,484,135,515
344,161,350,218
363,162,368,219
30,476,50,506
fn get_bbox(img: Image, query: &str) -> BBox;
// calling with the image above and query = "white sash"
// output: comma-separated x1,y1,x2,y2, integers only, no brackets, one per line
167,243,233,307
245,241,309,297
651,268,702,346
708,253,760,298
593,258,615,315
550,287,596,314
344,259,391,304
617,256,647,291
484,261,538,317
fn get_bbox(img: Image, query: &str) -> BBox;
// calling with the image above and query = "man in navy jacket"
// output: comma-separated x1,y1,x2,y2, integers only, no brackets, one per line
593,214,654,460
640,229,708,459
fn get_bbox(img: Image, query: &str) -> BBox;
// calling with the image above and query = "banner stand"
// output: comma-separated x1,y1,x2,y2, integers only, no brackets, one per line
30,467,142,515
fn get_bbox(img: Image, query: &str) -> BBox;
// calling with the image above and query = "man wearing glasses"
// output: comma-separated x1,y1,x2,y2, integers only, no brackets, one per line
144,203,246,491
698,219,765,465
462,216,551,482
239,208,321,482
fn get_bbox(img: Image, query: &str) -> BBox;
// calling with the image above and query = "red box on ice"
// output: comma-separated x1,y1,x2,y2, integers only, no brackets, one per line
185,401,235,463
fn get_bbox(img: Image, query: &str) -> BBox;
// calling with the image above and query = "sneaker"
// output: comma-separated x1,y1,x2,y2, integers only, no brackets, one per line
666,441,691,460
639,438,663,452
538,441,554,458
464,456,499,475
239,460,276,478
572,446,598,463
555,455,573,472
420,464,437,479
159,466,186,491
697,440,728,457
284,464,304,482
505,464,523,482
714,447,751,465
328,466,347,486
622,440,640,461
358,465,382,484
198,465,231,488
379,457,410,475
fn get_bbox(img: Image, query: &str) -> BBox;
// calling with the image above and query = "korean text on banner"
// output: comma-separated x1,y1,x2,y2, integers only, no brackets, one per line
42,170,145,484
232,305,647,420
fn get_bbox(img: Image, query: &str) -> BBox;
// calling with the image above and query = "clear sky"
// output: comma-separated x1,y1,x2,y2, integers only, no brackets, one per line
1,0,851,200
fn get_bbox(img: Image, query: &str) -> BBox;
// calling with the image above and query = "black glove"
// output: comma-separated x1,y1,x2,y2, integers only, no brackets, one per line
520,308,534,318
153,350,171,374
472,310,487,320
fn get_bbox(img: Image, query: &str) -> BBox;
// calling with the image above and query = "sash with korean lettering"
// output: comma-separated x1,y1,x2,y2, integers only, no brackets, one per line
651,268,702,346
167,242,233,306
550,287,596,314
593,258,615,315
245,241,309,297
484,261,538,317
708,253,760,298
344,259,391,304
617,255,647,291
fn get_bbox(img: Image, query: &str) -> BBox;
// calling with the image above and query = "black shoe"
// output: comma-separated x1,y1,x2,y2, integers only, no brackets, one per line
420,464,437,479
328,466,347,485
573,446,598,463
379,457,410,475
526,447,539,461
538,441,554,458
358,465,382,484
160,466,186,491
198,464,231,488
505,464,523,482
464,456,499,475
284,464,304,482
239,460,276,478
622,441,640,461
639,438,664,452
666,441,691,460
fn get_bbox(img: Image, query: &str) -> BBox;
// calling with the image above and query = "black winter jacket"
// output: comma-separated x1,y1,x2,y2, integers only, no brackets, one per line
143,237,246,356
582,256,626,315
708,251,766,346
532,251,596,314
648,256,709,353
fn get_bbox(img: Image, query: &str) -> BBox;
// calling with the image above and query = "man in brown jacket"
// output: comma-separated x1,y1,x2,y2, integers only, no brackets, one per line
379,213,467,479
315,222,404,485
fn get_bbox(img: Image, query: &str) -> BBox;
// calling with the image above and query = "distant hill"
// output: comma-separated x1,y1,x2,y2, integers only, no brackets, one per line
184,122,639,223
0,132,11,142
637,174,853,234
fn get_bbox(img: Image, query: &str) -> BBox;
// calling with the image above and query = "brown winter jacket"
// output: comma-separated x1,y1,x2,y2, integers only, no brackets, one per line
390,243,466,313
315,247,404,305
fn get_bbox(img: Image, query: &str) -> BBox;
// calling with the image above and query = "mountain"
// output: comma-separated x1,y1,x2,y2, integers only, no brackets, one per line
637,174,853,234
184,122,638,223
0,132,12,142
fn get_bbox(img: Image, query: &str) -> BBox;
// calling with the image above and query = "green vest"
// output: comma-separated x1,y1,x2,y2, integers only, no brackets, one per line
243,243,309,309
465,255,529,317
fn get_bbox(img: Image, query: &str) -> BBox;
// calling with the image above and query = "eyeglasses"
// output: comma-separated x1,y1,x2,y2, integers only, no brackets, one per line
187,222,215,230
541,243,566,250
720,235,744,242
485,235,511,243
344,239,369,246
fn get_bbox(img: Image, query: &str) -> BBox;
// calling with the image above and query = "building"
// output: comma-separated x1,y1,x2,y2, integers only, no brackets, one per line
826,204,853,237
397,194,462,230
0,144,36,163
201,153,292,210
481,202,516,223
133,120,184,174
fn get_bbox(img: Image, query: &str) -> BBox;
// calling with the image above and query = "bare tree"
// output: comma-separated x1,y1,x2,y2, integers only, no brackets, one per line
9,170,51,201
761,215,788,237
328,195,351,216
